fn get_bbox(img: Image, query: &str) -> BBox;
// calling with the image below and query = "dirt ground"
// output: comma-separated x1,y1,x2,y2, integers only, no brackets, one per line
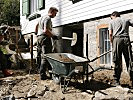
0,67,133,100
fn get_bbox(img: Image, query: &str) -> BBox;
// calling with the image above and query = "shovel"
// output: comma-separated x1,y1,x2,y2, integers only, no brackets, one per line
62,32,77,46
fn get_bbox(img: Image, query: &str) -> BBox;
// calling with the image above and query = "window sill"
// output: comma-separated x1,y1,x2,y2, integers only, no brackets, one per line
28,13,41,21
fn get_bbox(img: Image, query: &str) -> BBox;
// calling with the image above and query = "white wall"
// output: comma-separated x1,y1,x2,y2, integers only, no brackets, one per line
20,0,133,34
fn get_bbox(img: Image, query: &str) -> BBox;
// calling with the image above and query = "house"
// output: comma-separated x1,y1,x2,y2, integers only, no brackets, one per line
20,0,133,67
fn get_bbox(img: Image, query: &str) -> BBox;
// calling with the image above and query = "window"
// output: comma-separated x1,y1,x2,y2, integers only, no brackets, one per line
99,28,111,64
38,0,45,10
30,0,45,14
22,0,29,15
22,0,45,16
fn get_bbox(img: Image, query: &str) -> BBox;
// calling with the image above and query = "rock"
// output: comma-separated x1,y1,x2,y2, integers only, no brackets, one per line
36,85,49,96
27,85,37,98
43,91,51,98
2,94,15,100
13,92,26,99
94,86,133,100
85,90,93,94
37,90,46,96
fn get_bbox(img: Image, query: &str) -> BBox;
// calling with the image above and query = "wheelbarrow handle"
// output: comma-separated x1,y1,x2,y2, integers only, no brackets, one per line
89,50,112,62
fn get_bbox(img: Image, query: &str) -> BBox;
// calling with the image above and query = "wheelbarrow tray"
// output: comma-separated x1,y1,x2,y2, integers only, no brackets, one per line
44,53,88,76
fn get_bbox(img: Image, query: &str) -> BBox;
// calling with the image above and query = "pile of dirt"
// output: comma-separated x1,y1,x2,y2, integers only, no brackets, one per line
0,69,133,100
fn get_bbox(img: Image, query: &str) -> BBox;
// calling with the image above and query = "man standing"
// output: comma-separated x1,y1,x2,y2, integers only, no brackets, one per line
109,11,133,87
37,7,59,80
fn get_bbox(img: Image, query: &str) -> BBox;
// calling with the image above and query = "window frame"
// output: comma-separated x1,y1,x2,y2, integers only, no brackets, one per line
97,24,112,66
22,0,45,16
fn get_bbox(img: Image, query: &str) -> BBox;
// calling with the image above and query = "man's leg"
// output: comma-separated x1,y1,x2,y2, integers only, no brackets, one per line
113,59,122,85
37,46,41,69
39,42,48,80
39,36,52,80
112,38,123,86
123,38,133,88
40,58,48,80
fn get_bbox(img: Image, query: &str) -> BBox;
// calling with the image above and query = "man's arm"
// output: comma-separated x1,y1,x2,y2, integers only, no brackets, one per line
108,22,113,43
43,17,54,37
109,30,113,43
35,23,39,35
43,28,61,39
43,26,54,37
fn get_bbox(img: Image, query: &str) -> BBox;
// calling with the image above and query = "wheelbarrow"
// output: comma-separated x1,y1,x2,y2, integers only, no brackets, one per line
44,50,111,93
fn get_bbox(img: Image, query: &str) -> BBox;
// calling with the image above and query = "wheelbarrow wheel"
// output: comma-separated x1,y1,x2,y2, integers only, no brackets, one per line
52,74,61,84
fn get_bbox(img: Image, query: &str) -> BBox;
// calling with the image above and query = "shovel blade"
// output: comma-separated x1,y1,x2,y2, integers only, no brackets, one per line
71,32,77,46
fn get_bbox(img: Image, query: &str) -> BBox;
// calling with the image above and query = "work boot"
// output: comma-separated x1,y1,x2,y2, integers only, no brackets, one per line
2,69,14,77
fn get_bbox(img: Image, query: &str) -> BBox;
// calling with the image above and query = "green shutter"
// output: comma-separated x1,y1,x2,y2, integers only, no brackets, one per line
22,0,29,15
38,0,44,9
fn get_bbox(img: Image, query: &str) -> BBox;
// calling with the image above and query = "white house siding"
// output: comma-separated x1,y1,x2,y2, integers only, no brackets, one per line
51,0,133,27
20,0,133,34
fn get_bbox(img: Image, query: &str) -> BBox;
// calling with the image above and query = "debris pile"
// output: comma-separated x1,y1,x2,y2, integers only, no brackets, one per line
0,70,133,100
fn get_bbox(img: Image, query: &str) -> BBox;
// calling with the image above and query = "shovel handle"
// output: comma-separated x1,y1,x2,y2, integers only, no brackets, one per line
90,50,112,62
62,37,74,40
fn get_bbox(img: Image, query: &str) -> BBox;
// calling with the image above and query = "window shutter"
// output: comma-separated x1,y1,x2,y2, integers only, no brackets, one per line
22,0,29,15
38,0,45,9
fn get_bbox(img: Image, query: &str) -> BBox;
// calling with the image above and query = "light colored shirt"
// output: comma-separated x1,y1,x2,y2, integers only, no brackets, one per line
38,15,52,36
109,17,133,37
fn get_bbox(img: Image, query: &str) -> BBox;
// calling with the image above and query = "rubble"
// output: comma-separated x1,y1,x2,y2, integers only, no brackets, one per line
0,69,133,100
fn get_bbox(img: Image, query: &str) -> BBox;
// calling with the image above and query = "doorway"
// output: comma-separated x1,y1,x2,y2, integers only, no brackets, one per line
62,23,83,57
72,29,83,57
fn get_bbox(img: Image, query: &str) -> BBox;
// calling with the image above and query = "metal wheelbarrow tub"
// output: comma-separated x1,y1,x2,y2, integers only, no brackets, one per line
44,53,89,83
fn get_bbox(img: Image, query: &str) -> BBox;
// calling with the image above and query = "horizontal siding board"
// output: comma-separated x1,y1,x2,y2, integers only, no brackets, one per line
46,0,72,7
45,0,72,11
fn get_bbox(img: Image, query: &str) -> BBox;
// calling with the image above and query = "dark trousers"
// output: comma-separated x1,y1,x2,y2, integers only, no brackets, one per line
112,37,131,81
37,35,52,77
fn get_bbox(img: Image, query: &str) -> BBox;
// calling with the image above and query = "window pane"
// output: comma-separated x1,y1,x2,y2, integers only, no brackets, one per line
22,0,29,15
38,0,45,10
30,0,37,14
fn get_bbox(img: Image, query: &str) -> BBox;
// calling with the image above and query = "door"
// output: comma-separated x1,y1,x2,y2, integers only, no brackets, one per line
99,28,111,64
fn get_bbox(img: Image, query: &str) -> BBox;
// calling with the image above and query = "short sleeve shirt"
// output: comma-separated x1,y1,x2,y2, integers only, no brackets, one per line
108,17,133,37
38,15,52,35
